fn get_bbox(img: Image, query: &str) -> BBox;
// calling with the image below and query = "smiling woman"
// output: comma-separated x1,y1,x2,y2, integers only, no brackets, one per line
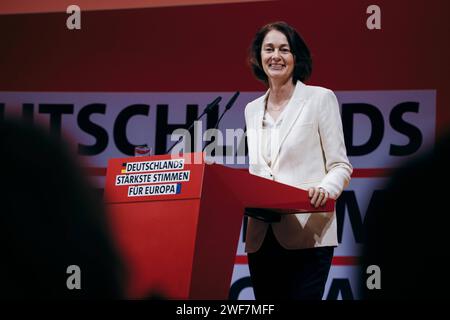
260,30,295,88
249,21,312,88
244,21,352,300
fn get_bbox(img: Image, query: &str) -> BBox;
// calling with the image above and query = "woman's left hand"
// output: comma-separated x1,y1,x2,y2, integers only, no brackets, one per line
308,187,329,208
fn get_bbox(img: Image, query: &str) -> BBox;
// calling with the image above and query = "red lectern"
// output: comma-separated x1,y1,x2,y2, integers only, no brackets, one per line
104,153,334,299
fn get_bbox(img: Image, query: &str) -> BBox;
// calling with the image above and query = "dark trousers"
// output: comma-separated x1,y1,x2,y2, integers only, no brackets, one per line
247,226,334,300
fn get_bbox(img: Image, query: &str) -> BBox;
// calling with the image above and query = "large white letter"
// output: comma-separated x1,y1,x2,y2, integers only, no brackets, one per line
366,264,381,290
66,265,81,290
66,5,81,30
226,128,246,165
170,128,191,159
366,5,381,30
203,128,224,164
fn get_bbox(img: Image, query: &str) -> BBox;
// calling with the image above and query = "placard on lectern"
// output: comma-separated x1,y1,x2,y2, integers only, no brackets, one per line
104,152,334,299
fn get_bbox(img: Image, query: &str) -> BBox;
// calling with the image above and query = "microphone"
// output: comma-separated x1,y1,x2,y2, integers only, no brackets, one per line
200,96,222,121
214,91,240,129
166,96,222,153
203,91,240,151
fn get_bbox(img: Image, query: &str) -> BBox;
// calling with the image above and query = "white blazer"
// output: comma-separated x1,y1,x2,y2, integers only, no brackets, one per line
244,81,352,253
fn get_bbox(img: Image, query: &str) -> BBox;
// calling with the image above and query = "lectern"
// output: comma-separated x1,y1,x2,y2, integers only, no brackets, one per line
104,153,334,299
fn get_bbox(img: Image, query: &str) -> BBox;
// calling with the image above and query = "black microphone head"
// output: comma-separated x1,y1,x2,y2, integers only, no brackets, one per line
205,96,222,113
225,91,240,110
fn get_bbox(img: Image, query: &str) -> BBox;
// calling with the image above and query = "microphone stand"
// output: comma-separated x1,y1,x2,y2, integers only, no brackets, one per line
166,96,222,153
202,91,240,152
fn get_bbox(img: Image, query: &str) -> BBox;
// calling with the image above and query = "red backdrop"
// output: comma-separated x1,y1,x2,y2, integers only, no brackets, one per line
1,0,449,133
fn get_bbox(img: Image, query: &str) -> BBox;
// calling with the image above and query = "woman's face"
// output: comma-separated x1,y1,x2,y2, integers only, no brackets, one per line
260,29,295,84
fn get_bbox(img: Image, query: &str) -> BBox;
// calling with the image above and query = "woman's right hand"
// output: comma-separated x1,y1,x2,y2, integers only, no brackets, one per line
308,187,329,208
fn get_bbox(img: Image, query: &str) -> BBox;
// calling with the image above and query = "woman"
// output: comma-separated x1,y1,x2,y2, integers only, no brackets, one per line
244,21,352,300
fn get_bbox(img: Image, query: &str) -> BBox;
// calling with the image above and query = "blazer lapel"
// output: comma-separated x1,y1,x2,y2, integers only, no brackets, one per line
255,91,268,169
271,81,307,166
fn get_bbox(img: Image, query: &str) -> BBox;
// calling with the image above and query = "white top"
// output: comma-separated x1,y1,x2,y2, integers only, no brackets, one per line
261,109,286,168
